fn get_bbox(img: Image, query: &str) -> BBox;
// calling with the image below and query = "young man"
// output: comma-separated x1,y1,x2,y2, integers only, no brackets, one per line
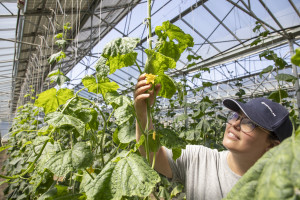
134,74,293,200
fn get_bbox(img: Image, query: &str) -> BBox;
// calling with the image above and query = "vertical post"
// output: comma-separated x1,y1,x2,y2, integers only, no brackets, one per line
183,73,188,128
289,39,300,117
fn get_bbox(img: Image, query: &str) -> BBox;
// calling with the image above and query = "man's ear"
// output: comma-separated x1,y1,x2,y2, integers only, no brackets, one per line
266,140,280,151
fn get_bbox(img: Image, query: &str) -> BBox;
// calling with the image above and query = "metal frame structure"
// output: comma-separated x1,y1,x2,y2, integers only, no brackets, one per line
0,0,299,128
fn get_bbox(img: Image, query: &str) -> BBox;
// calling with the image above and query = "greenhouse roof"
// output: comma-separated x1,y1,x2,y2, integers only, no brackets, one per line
0,0,300,125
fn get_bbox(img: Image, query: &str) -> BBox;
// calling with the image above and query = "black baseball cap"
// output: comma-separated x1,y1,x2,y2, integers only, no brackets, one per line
223,97,292,141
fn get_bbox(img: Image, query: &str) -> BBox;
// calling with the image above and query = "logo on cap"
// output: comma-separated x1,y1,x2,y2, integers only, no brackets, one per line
261,102,276,117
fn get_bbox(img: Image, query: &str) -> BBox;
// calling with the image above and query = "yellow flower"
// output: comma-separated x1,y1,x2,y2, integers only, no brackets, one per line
145,73,157,85
152,131,156,140
87,166,95,174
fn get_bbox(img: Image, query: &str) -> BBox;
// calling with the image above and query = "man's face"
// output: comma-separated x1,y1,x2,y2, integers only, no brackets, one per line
222,112,272,159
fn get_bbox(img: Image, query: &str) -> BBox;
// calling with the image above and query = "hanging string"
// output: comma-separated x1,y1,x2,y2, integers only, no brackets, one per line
96,0,103,105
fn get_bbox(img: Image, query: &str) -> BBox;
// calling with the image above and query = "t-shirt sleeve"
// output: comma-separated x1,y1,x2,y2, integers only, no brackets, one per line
165,147,187,183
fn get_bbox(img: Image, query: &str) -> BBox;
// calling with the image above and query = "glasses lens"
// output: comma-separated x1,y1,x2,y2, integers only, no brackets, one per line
228,112,239,123
241,118,256,133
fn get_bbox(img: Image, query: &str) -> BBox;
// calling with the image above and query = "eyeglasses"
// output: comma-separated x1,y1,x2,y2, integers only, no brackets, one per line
227,112,258,133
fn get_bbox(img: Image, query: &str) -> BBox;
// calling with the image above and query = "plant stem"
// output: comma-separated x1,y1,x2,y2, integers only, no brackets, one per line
135,60,143,74
148,0,152,50
104,144,120,165
77,95,107,166
84,168,95,180
151,152,156,169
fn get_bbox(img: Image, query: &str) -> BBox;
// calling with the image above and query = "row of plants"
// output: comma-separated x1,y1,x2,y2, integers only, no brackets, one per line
1,0,300,199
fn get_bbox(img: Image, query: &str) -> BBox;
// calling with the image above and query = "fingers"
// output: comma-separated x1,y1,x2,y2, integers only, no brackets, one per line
134,74,161,102
138,73,146,81
134,84,151,99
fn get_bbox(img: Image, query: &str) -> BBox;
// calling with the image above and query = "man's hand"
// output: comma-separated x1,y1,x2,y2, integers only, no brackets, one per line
134,74,161,119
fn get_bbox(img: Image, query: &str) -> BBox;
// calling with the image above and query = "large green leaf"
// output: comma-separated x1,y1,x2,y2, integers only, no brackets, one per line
83,152,160,200
144,50,176,75
45,112,85,135
275,73,297,84
35,88,74,114
114,103,134,126
268,90,288,103
38,185,83,200
291,47,300,66
118,120,136,144
48,69,70,86
155,20,194,53
158,40,181,61
74,108,99,130
112,128,129,149
259,65,273,78
224,131,300,200
157,128,186,150
64,98,90,113
82,75,119,98
45,142,93,176
102,37,140,74
156,74,176,99
94,56,110,81
105,92,132,109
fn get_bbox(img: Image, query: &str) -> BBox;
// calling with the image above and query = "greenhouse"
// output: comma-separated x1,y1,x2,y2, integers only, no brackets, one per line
0,0,299,199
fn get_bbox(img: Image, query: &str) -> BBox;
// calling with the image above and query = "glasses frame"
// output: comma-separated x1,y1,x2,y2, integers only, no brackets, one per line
227,112,259,133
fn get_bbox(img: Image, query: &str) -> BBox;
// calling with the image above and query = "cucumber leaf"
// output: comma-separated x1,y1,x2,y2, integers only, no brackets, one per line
38,184,83,200
35,88,74,114
291,48,300,66
102,37,140,74
275,73,297,84
105,92,132,109
48,51,66,64
259,65,273,78
82,75,119,98
94,56,110,81
155,20,194,54
44,142,93,177
45,112,85,135
144,50,176,75
118,120,136,144
74,108,99,130
48,68,70,86
83,152,160,200
114,103,134,126
156,74,176,99
268,90,288,103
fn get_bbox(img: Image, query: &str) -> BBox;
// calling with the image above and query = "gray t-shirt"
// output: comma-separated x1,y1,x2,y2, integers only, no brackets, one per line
165,145,241,200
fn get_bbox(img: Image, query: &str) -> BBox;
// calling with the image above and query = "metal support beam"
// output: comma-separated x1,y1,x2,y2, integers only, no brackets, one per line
202,3,245,47
181,18,221,53
226,0,288,40
288,0,300,18
258,0,289,38
289,39,300,116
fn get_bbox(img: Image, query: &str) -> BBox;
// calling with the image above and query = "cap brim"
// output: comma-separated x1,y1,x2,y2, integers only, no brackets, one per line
223,99,244,113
